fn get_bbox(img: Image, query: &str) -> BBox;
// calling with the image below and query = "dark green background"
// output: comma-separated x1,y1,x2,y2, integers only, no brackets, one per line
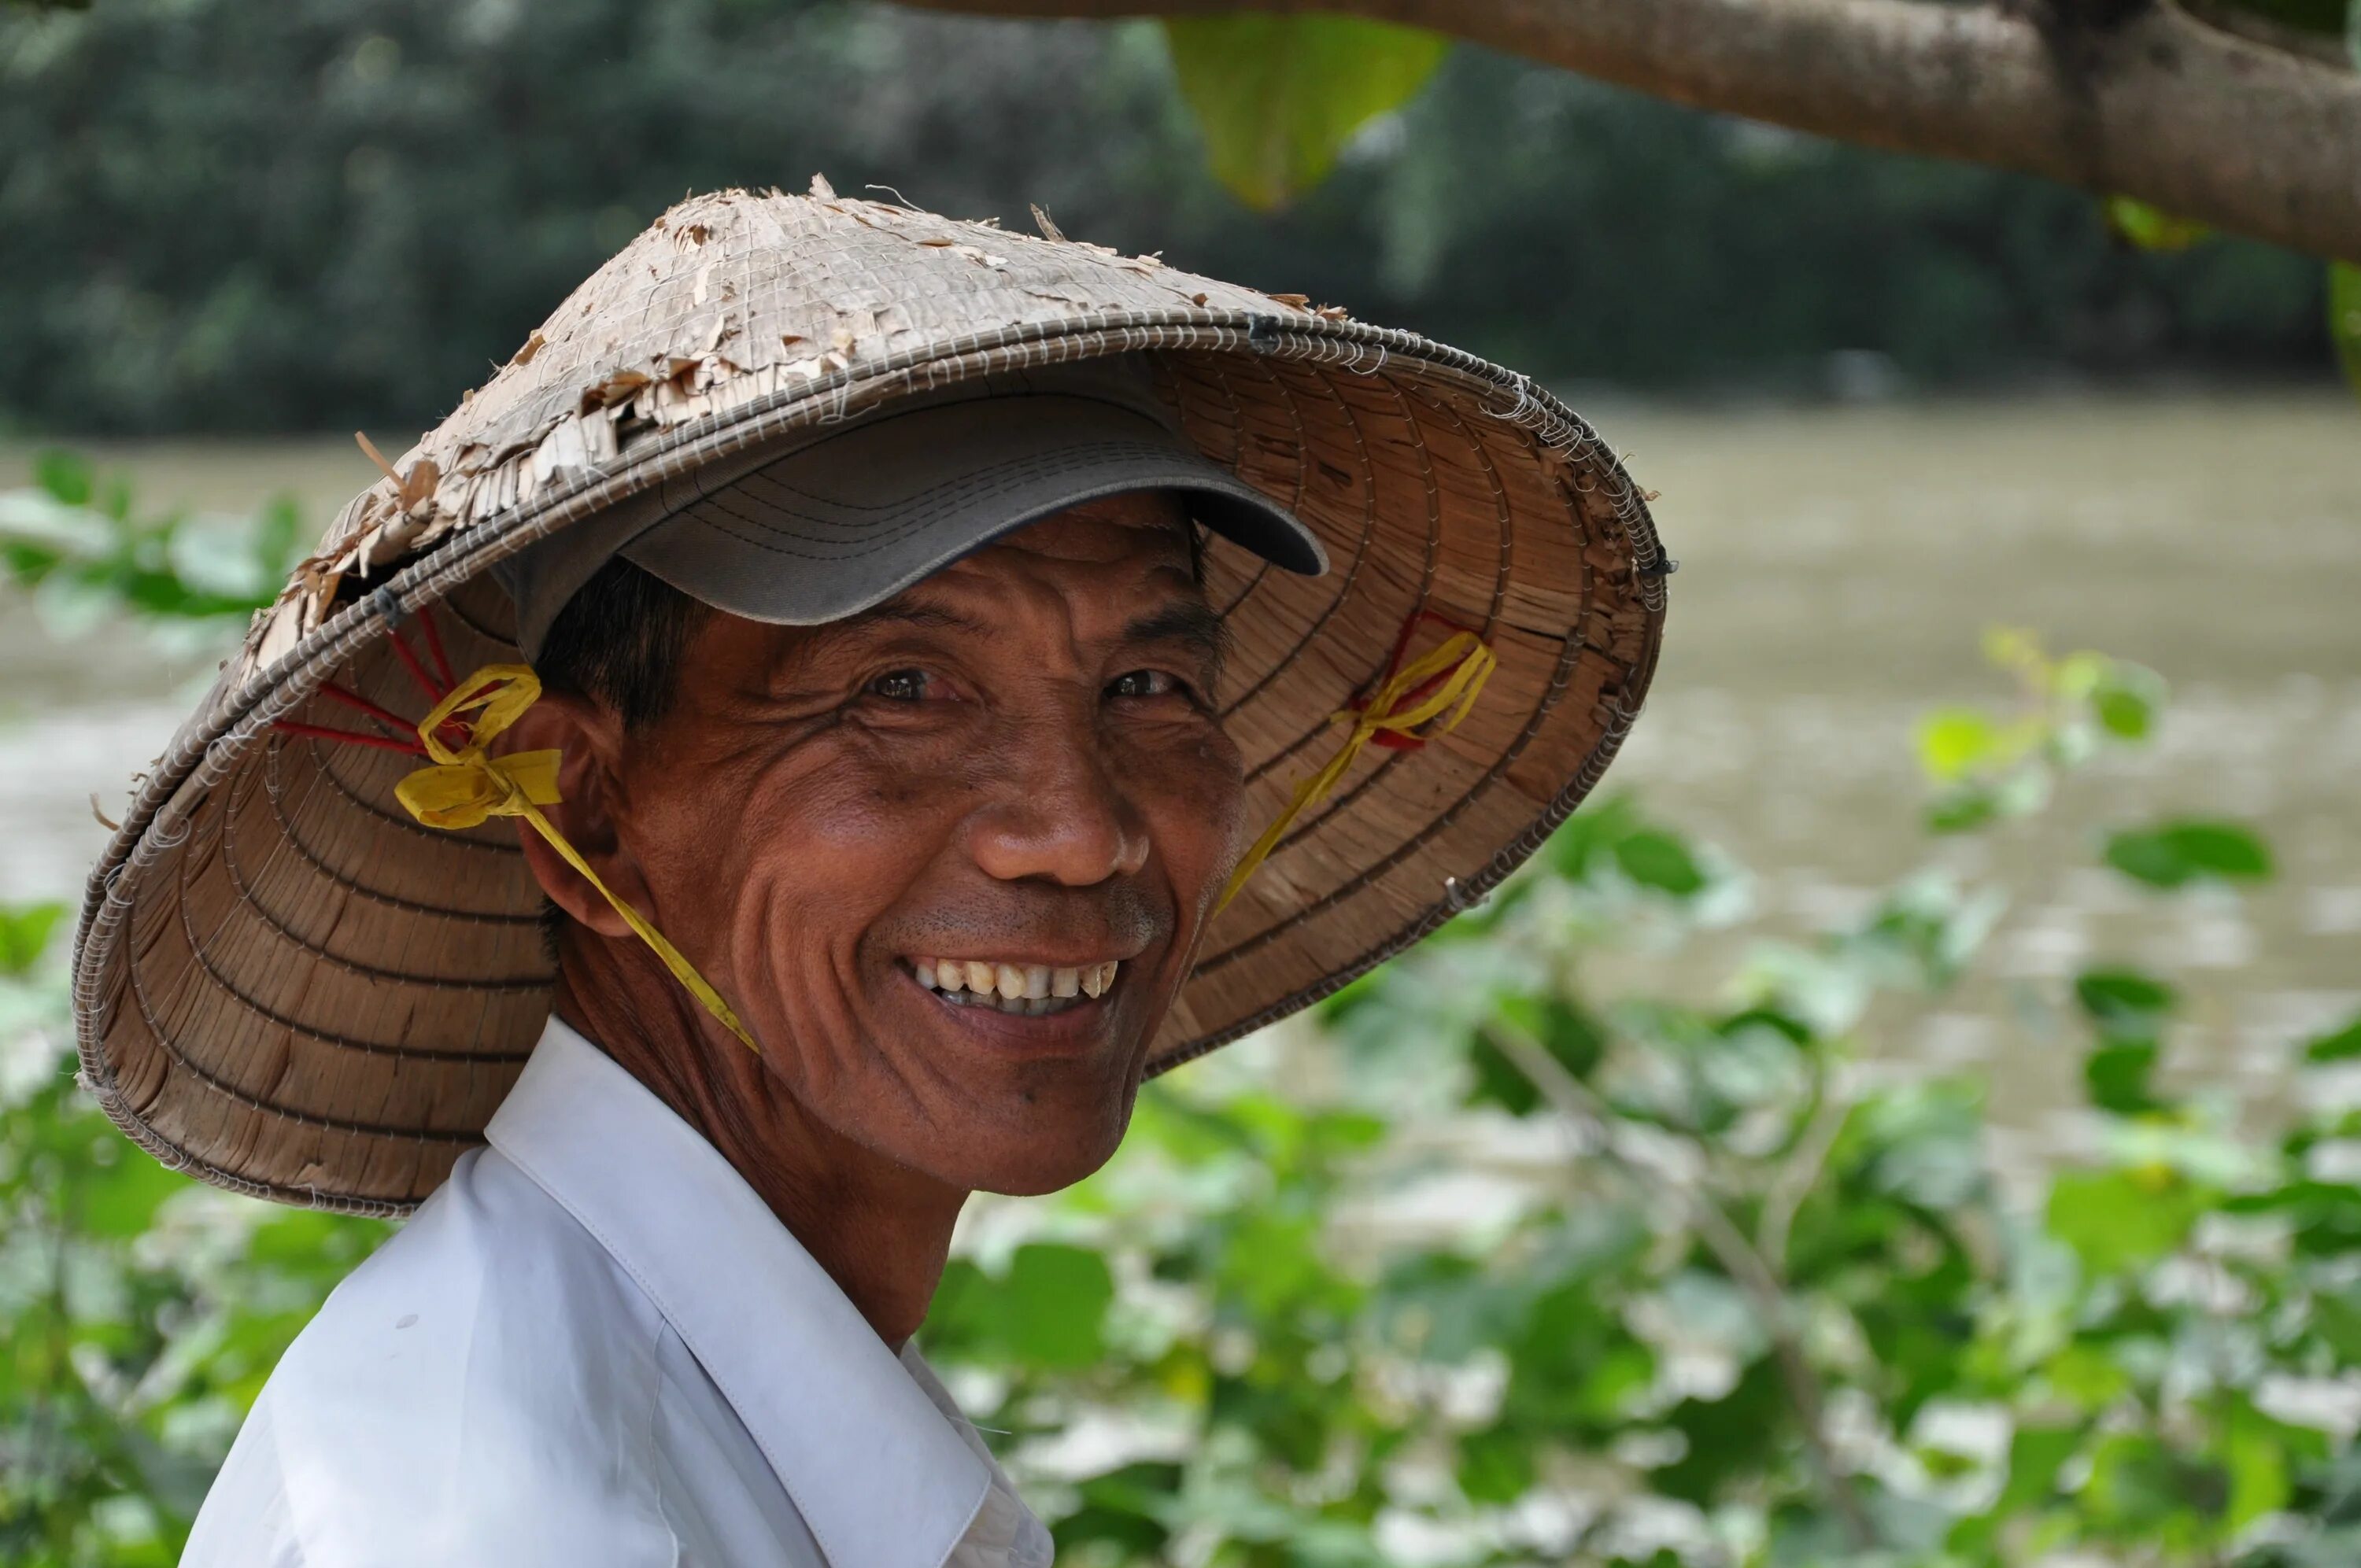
0,0,2332,435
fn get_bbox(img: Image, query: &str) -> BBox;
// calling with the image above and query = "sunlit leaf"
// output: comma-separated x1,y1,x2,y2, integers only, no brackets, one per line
0,901,67,976
1916,708,2003,782
1163,15,1449,210
2092,667,2163,740
2224,1399,2296,1532
2104,821,2274,889
2048,1168,2201,1274
2104,197,2211,253
2332,261,2361,399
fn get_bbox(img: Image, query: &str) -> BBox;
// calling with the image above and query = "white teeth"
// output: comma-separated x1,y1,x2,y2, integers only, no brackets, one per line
911,958,1121,1013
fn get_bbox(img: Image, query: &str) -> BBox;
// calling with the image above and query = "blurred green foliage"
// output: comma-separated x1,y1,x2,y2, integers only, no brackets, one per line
0,901,390,1565
0,450,301,636
6,474,2360,1564
2332,264,2361,393
0,0,2332,437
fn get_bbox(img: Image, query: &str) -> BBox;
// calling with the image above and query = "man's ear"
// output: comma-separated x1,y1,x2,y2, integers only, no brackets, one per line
495,688,648,943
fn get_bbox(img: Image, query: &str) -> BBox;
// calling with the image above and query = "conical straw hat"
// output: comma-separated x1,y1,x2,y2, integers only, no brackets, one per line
70,183,1668,1214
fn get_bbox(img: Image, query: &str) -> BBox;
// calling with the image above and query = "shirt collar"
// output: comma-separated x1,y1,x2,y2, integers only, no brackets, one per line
484,1018,993,1568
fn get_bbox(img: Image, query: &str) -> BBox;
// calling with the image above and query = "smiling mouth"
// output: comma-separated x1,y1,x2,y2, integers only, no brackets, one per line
911,958,1121,1017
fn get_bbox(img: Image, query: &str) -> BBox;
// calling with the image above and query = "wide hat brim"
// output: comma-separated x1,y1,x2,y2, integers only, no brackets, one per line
70,185,1668,1215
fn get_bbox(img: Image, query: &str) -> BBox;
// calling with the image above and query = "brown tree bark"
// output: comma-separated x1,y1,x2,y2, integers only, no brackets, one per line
894,0,2361,262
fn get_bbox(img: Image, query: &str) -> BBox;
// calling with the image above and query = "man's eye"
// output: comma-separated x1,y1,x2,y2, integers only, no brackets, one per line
1109,670,1182,699
869,669,933,702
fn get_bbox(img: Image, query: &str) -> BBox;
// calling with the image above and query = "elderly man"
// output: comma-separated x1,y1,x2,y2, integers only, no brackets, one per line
72,184,1665,1566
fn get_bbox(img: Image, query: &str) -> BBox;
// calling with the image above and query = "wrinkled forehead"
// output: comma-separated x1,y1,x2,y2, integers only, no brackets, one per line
823,493,1215,647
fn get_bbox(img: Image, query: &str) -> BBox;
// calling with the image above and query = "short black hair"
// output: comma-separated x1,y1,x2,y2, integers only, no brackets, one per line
534,556,708,731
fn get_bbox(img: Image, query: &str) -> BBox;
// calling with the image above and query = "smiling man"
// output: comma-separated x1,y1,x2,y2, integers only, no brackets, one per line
74,186,1666,1567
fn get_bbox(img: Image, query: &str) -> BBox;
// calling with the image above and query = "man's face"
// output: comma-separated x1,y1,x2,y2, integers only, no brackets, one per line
600,493,1243,1194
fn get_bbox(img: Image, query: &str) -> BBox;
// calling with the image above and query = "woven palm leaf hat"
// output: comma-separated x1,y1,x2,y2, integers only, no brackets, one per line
71,181,1668,1216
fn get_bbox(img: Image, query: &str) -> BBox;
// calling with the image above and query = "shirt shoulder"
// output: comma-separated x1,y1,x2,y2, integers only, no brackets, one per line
187,1146,682,1568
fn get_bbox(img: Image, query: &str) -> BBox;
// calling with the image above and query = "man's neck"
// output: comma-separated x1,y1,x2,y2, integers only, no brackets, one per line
551,939,968,1347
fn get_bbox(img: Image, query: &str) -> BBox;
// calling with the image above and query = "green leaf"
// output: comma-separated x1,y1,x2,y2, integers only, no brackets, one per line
2224,1400,2294,1532
2047,1168,2200,1275
32,448,94,507
2104,197,2211,253
1467,996,1605,1116
1456,1424,1535,1504
2093,676,2159,740
1916,707,2003,783
2044,1346,2130,1410
2084,1039,2161,1116
0,901,67,976
1924,786,1999,836
998,1242,1115,1370
2074,968,2177,1035
920,1256,996,1360
2103,821,2273,889
74,1149,186,1239
1613,828,1705,898
2305,1011,2361,1063
253,496,304,581
1163,16,1449,211
1052,1462,1181,1557
2333,261,2361,400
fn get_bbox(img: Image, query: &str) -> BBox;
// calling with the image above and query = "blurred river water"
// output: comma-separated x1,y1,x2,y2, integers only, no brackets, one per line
5,392,2356,1146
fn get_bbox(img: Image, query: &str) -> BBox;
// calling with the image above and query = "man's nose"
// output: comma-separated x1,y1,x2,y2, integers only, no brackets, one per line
967,714,1151,887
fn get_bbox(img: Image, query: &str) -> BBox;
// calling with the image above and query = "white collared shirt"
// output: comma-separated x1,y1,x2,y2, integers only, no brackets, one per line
183,1019,1052,1568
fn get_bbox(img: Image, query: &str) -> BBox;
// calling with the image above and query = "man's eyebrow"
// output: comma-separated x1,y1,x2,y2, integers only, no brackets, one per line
1123,598,1232,676
831,600,996,639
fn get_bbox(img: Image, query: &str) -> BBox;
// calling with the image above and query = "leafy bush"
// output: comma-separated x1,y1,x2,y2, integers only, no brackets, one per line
4,467,2356,1565
918,636,2361,1567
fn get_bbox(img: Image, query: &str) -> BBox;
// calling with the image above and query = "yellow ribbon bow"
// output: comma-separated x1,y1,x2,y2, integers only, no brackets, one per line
1216,628,1498,914
393,664,757,1052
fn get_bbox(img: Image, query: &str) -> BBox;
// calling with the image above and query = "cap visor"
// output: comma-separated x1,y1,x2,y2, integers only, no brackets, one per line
620,394,1325,627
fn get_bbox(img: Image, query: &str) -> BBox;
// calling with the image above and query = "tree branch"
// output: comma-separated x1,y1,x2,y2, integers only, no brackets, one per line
1483,1022,1879,1553
892,0,2361,262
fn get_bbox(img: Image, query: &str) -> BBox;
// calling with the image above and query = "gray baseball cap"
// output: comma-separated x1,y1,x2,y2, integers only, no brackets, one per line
495,356,1327,659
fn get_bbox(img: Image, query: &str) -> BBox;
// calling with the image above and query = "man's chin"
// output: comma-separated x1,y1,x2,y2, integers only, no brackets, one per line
919,1085,1136,1197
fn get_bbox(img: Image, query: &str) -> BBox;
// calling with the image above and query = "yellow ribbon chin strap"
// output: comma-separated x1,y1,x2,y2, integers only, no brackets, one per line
391,664,758,1053
1215,625,1498,915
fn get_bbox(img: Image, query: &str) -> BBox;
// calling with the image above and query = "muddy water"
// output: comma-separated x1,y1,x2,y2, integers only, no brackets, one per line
6,394,2356,1140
